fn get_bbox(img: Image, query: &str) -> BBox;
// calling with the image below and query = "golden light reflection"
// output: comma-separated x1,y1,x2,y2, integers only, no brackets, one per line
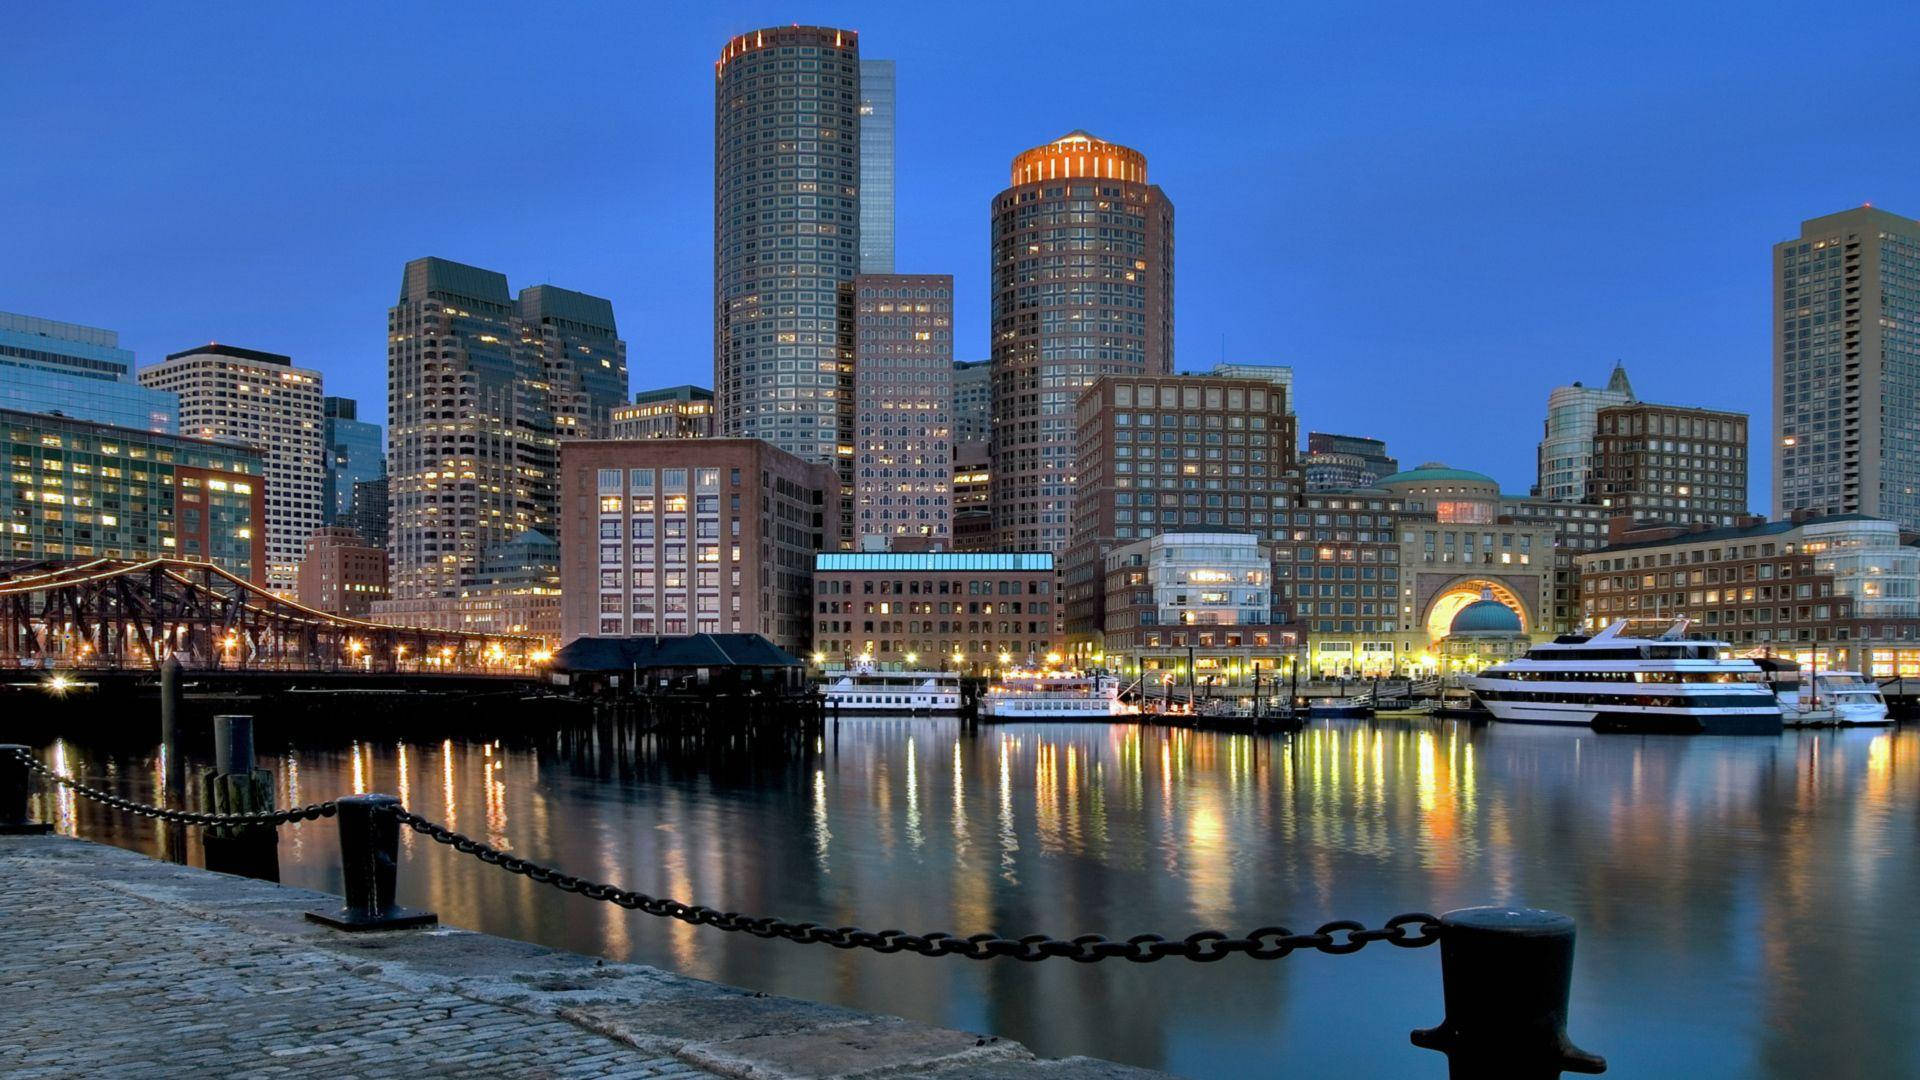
951,740,968,852
998,737,1019,885
441,739,457,830
905,736,922,850
812,768,832,873
350,742,366,795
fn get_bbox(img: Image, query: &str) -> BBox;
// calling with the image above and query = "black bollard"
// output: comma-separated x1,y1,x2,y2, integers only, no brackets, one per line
1411,907,1605,1077
305,794,437,931
0,745,53,835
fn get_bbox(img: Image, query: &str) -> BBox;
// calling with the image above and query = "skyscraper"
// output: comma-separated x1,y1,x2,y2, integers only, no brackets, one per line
852,273,953,545
322,396,382,529
611,385,715,439
714,25,861,546
858,59,895,274
990,131,1173,553
1774,206,1920,529
951,360,991,446
0,310,177,432
1534,363,1634,501
139,344,324,594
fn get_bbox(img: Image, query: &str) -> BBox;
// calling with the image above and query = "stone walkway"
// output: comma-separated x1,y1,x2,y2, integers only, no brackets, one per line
0,835,1164,1079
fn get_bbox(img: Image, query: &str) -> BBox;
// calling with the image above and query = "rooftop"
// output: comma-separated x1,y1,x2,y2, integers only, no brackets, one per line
815,552,1053,573
1587,513,1891,555
1377,463,1498,487
162,343,293,367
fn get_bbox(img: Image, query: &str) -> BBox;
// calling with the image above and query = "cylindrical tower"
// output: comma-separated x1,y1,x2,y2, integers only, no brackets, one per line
989,131,1173,553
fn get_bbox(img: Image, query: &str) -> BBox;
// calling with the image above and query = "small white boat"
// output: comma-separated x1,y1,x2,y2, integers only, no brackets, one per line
982,669,1138,720
819,665,961,713
1752,660,1892,727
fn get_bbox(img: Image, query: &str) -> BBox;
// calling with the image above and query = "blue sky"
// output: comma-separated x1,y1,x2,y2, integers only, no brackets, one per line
5,1,1917,498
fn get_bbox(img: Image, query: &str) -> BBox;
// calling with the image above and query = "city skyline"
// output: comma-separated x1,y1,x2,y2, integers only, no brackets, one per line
5,4,1920,499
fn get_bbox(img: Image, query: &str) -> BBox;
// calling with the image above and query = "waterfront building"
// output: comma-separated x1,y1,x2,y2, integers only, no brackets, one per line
951,360,991,446
0,408,265,582
858,58,895,274
951,441,992,552
0,311,178,434
811,551,1056,672
385,257,626,607
139,344,323,595
296,524,388,618
556,438,835,653
1577,511,1920,675
853,273,953,546
1212,363,1295,415
1065,373,1297,660
1100,532,1300,695
610,385,714,440
322,396,382,530
714,25,861,548
1534,364,1634,501
1587,402,1748,526
1495,494,1616,631
1435,588,1532,664
991,131,1173,553
1775,206,1920,530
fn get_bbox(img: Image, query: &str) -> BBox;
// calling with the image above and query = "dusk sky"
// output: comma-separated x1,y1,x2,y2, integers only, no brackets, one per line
6,2,1918,498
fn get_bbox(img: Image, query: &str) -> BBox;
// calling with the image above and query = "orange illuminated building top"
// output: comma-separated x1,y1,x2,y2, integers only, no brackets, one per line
1008,130,1147,186
716,25,858,76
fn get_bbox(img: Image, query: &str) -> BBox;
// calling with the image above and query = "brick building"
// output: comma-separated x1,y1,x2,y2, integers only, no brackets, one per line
811,551,1055,672
1587,403,1748,527
296,525,388,617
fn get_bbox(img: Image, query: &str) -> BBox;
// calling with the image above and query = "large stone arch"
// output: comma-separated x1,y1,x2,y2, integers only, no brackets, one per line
1421,576,1533,641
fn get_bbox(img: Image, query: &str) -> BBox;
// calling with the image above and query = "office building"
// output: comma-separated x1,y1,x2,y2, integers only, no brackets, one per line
1101,532,1299,695
1065,373,1295,659
349,474,389,552
322,396,383,528
0,310,177,433
296,525,389,617
714,26,861,547
991,131,1173,552
812,551,1056,671
139,344,324,595
1305,432,1395,484
611,385,714,440
0,408,264,582
853,273,953,546
1211,363,1294,414
952,359,991,446
519,284,629,441
1775,206,1920,530
1535,364,1634,501
557,438,835,652
858,58,895,274
370,529,561,643
1588,402,1748,526
952,441,992,551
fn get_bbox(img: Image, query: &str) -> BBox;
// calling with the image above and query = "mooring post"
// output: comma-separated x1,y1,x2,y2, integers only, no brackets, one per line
1411,907,1605,1078
159,654,184,803
0,744,52,835
201,715,279,881
305,794,437,931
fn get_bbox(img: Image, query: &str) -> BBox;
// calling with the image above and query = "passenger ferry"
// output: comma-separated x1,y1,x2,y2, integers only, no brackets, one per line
981,669,1139,720
1464,619,1783,735
818,664,961,713
1754,660,1891,726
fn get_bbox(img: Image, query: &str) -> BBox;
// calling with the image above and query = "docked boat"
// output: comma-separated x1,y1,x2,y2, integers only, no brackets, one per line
1464,619,1783,735
818,665,961,713
981,669,1138,720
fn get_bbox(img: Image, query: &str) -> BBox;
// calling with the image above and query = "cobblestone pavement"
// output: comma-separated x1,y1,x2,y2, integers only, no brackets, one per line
0,836,1166,1079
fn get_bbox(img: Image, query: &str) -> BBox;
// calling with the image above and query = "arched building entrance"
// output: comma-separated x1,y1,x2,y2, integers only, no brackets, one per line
1423,579,1531,642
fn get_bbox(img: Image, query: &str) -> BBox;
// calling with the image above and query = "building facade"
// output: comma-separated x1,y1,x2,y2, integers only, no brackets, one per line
557,438,835,653
139,344,324,594
0,408,265,581
611,385,715,440
858,58,895,274
1101,532,1299,696
990,131,1173,552
518,285,629,443
714,25,861,547
1774,206,1920,530
1212,363,1295,414
951,359,991,446
1534,364,1634,502
322,396,383,529
349,474,389,552
811,551,1056,671
1305,432,1395,483
1587,402,1748,526
951,441,992,552
1065,373,1297,658
0,311,178,433
853,273,953,546
1577,512,1920,676
296,525,389,617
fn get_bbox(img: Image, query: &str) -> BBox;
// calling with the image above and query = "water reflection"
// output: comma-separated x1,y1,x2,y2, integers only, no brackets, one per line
23,719,1920,1079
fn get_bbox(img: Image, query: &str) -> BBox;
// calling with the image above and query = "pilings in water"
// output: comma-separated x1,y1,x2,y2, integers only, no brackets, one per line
199,714,279,882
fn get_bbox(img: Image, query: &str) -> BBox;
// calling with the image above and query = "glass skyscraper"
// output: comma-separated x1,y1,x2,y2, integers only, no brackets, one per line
859,59,895,274
323,396,383,527
0,310,177,433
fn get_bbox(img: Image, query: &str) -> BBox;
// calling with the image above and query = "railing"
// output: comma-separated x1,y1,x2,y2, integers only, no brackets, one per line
1,738,1605,1077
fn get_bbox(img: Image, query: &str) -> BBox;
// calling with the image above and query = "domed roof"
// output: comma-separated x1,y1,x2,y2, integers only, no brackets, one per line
1377,462,1499,487
1449,591,1524,636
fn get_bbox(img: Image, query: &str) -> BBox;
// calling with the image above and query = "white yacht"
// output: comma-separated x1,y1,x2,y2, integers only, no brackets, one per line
981,669,1139,720
818,665,961,713
1464,619,1782,735
1772,667,1890,726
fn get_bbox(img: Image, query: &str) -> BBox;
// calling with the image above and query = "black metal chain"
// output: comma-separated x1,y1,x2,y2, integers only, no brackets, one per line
390,807,1441,962
9,747,337,827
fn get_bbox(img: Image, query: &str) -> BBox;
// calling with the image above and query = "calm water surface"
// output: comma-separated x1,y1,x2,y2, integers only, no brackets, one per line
24,719,1920,1079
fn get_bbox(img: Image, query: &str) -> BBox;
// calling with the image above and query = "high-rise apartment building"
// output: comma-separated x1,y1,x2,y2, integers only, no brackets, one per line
1535,364,1634,501
322,396,383,529
1775,206,1920,530
714,26,862,547
0,310,177,433
139,344,324,594
858,58,895,274
611,385,715,439
384,257,626,605
991,131,1173,552
951,360,991,446
1587,403,1748,526
852,273,953,545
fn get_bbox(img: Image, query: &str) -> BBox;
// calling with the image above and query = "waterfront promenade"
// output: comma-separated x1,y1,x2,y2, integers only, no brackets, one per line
0,835,1162,1079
